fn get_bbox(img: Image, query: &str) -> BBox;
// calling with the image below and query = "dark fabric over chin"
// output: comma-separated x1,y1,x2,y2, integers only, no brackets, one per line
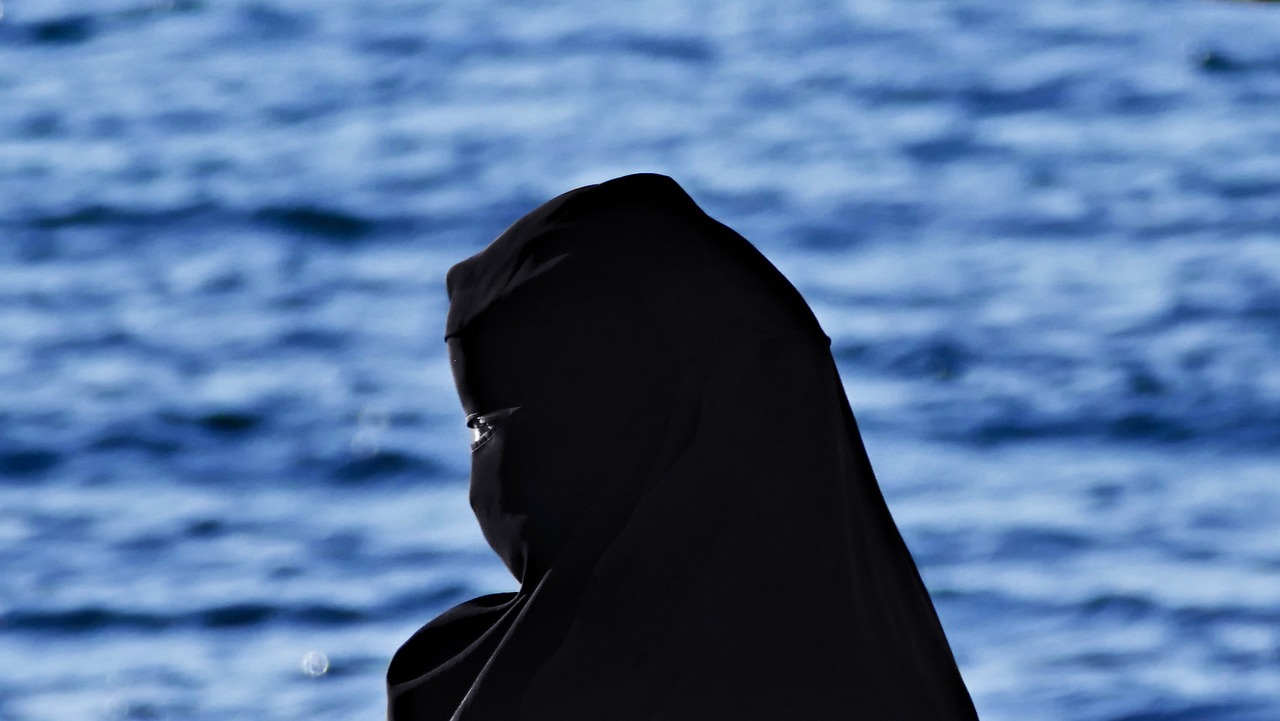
386,593,519,721
388,174,980,720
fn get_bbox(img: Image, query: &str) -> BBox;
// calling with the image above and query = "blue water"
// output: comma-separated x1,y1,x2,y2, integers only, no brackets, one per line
2,0,1279,719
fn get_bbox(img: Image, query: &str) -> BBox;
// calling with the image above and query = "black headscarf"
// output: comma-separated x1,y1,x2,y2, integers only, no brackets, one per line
387,174,979,720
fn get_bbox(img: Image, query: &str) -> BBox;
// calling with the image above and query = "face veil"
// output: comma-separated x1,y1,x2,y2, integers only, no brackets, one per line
387,174,980,721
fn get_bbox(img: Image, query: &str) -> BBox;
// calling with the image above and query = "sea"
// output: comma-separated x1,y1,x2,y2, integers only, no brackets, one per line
1,0,1278,719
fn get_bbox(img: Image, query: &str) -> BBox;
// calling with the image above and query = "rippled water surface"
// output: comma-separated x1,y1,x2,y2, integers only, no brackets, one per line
2,1,1279,719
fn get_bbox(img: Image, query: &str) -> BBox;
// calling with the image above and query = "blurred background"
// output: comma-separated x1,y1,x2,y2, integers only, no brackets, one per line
2,0,1279,719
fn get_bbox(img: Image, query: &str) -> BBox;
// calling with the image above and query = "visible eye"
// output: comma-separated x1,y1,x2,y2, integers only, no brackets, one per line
466,413,495,450
465,407,519,450
465,407,519,451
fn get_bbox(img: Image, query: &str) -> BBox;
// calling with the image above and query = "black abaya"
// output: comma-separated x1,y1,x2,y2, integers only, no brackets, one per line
387,173,980,720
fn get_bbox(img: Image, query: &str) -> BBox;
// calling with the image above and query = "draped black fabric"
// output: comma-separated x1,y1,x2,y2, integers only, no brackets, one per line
387,173,980,720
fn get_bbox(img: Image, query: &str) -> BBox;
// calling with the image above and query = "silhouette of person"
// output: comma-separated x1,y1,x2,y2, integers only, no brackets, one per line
387,173,979,721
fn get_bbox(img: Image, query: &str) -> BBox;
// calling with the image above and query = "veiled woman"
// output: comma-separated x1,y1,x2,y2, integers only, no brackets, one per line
387,173,979,721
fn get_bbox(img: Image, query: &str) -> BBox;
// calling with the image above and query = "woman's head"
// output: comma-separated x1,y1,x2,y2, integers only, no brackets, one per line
446,253,676,583
442,174,826,583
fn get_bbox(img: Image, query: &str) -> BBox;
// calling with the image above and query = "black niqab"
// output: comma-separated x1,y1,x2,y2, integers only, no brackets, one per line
387,174,979,720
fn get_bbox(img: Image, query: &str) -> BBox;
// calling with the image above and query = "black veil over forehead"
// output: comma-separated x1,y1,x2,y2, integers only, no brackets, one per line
444,173,824,349
388,174,979,721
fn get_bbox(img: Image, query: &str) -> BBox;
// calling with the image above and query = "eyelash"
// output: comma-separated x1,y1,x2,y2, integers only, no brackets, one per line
466,413,496,450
